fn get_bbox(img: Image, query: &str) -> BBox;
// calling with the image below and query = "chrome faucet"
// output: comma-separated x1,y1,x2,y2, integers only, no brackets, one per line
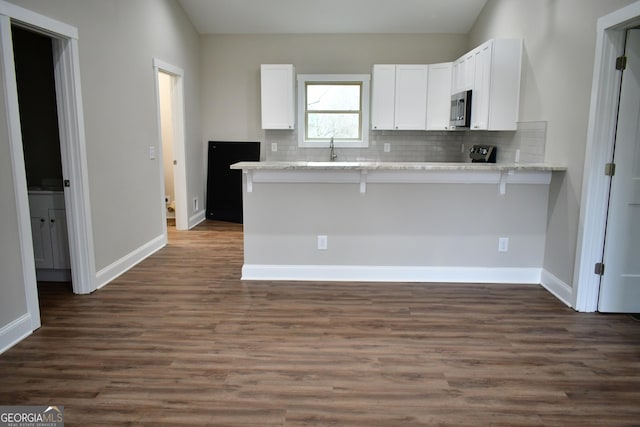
329,137,337,162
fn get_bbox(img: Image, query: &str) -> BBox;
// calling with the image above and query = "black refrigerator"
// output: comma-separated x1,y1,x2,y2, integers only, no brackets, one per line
206,141,260,223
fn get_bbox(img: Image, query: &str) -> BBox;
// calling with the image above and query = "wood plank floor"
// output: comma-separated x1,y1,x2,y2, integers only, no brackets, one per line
1,220,639,426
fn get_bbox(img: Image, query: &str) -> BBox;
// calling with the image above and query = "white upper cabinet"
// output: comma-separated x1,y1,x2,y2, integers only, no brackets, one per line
394,65,428,130
469,39,523,131
260,64,295,130
426,62,453,130
451,52,475,94
371,64,396,130
371,64,429,130
371,39,521,132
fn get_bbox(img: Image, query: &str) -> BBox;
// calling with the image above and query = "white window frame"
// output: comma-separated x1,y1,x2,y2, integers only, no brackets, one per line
297,74,370,148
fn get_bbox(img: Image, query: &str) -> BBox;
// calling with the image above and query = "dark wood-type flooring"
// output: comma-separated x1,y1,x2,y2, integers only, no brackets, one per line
1,220,639,426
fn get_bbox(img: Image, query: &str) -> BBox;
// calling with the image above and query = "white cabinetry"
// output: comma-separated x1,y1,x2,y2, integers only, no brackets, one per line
451,52,475,94
371,64,396,130
394,65,428,130
371,64,429,130
462,39,522,131
260,64,295,130
426,62,453,130
451,39,522,130
29,191,71,281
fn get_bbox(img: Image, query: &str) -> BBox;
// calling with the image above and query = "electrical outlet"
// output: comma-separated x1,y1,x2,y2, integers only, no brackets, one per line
149,145,156,160
498,237,509,252
271,142,278,152
384,143,391,153
317,235,328,250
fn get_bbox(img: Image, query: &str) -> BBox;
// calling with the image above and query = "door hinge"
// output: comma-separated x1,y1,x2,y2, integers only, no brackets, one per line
605,162,616,177
616,56,627,70
595,262,605,276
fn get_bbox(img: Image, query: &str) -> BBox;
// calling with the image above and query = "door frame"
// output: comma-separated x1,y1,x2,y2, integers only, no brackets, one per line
574,2,640,312
153,59,188,232
0,0,95,309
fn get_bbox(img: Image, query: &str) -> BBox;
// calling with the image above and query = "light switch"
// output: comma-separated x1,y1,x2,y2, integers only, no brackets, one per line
149,146,156,160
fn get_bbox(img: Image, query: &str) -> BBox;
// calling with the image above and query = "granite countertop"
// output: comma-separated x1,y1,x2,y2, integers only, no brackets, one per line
230,161,567,172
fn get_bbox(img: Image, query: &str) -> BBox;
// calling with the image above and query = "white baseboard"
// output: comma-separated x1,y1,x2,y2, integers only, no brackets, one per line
0,313,32,355
540,269,573,308
242,264,542,284
189,210,206,229
95,234,166,290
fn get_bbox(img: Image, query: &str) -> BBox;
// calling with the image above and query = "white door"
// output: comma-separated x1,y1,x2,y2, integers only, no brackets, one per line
599,29,640,313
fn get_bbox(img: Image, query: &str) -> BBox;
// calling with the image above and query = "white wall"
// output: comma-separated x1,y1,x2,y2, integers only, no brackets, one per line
200,33,468,142
469,0,635,287
7,0,202,271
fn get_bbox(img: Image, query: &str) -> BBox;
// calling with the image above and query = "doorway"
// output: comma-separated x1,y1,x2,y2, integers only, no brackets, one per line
153,60,188,234
0,3,96,311
158,71,177,230
574,2,640,312
12,25,72,290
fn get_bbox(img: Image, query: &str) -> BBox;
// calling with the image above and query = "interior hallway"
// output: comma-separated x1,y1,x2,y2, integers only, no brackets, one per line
0,220,639,425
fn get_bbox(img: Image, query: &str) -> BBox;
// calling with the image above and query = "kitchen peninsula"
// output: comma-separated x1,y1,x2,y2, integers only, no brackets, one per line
231,161,566,285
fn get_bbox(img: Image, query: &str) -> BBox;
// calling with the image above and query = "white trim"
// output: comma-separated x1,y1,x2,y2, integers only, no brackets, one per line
189,210,206,229
0,313,32,355
95,235,166,290
242,264,542,284
0,15,41,331
573,2,640,312
540,269,573,308
153,59,189,231
297,74,371,148
0,1,77,39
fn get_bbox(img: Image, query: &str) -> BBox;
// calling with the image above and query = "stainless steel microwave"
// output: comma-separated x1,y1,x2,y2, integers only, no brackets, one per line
450,90,472,128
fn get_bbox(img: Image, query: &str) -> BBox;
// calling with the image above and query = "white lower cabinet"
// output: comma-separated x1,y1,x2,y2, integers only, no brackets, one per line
29,191,71,280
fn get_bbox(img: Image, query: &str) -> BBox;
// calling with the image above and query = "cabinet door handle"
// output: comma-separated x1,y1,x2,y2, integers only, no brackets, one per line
40,218,45,223
50,219,55,223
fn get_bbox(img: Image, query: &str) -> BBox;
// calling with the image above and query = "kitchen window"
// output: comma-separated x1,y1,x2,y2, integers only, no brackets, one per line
297,74,370,148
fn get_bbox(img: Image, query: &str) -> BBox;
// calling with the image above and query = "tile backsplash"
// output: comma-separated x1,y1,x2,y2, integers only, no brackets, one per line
262,121,546,164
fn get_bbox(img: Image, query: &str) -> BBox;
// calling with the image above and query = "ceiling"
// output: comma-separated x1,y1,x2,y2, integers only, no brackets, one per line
178,0,488,35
